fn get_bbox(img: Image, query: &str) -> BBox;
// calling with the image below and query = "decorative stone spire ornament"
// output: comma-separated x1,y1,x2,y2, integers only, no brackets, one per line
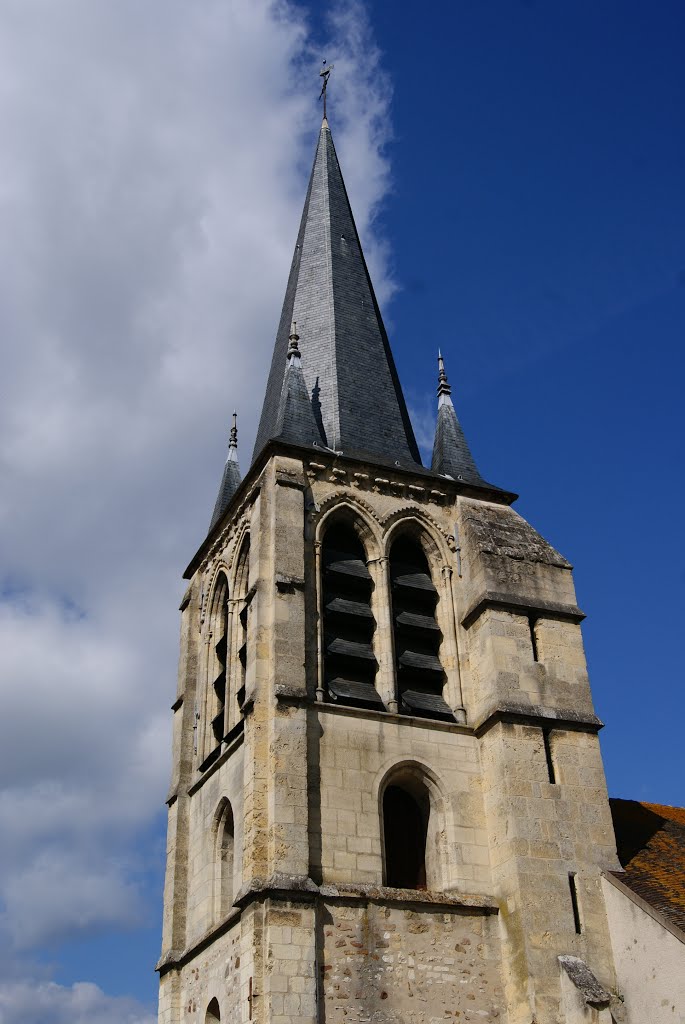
273,323,325,448
208,411,242,532
287,321,301,364
227,411,238,459
430,351,484,484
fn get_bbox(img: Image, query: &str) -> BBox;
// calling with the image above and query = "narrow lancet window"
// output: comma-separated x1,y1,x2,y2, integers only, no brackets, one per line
383,783,429,890
569,872,582,934
528,616,539,662
218,802,235,916
543,727,556,784
389,536,451,719
322,523,381,709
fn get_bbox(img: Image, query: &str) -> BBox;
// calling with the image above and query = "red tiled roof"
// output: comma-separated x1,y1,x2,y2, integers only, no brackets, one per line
610,798,685,934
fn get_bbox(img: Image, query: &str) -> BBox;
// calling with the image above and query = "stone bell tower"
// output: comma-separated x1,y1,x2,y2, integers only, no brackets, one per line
157,115,624,1024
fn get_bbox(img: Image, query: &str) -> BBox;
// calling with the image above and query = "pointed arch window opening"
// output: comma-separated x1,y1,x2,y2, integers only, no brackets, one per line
205,998,221,1023
321,522,382,710
217,801,235,918
200,573,229,771
389,536,452,720
233,536,251,714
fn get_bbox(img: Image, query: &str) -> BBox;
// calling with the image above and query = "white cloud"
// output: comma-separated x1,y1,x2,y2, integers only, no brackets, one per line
0,0,394,1004
0,978,155,1024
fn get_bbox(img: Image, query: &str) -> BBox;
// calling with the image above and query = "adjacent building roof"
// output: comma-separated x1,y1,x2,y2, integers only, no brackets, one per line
252,118,421,468
610,798,685,935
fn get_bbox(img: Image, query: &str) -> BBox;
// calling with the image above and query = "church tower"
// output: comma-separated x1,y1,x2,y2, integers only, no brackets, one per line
158,115,623,1024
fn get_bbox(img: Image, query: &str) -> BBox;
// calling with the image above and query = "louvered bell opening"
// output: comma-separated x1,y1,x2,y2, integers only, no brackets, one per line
211,597,229,744
322,525,381,710
238,604,248,671
211,708,225,743
213,672,226,704
390,538,453,721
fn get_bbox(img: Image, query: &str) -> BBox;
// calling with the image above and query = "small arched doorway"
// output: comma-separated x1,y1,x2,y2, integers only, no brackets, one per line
205,997,221,1022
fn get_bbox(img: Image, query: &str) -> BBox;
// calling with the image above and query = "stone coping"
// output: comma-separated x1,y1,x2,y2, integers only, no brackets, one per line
317,881,499,913
462,589,585,630
473,701,603,737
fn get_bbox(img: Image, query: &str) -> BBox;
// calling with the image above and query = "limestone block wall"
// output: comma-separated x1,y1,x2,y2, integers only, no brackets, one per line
321,901,505,1024
158,917,244,1024
185,748,245,944
313,708,492,896
480,722,619,1023
263,900,317,1024
464,608,595,724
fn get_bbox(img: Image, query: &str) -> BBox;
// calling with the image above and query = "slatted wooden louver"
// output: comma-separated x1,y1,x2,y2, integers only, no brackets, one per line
199,575,229,772
322,525,382,709
235,537,250,713
390,538,453,719
211,603,228,744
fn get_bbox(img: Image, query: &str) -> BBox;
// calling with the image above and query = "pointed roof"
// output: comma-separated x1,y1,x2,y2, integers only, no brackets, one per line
273,323,325,447
209,412,242,531
252,119,420,467
431,353,484,484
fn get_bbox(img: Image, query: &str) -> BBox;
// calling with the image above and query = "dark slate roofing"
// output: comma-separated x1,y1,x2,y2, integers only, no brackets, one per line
273,325,325,447
209,413,242,532
610,798,685,935
431,353,484,485
252,118,421,468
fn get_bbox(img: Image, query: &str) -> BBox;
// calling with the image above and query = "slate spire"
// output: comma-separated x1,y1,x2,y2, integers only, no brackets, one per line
209,412,242,531
272,322,325,447
252,119,420,467
430,352,484,484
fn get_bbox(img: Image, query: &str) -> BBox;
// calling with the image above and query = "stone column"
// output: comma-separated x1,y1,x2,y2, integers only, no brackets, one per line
368,555,397,711
440,564,467,723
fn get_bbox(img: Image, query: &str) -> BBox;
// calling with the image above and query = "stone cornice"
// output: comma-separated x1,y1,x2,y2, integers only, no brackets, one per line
157,879,499,975
185,439,517,579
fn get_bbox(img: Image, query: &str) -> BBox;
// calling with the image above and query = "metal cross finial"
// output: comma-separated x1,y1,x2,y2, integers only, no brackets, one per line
319,60,334,120
229,411,238,450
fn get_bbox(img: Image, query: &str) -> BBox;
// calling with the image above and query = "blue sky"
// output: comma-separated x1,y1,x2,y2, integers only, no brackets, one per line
0,1,682,1020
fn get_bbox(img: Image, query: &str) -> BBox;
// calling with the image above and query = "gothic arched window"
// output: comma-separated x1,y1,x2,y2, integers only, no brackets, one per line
322,522,381,709
389,535,451,719
202,573,229,770
216,800,235,917
382,778,429,890
233,535,251,713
